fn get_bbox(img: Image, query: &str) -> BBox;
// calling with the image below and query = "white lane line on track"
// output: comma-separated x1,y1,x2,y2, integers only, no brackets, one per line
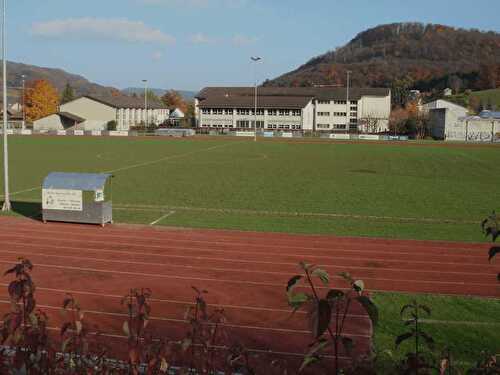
0,321,351,361
0,234,491,269
0,300,371,337
0,259,496,289
0,243,496,279
0,283,367,318
0,223,487,255
150,210,176,226
0,141,241,199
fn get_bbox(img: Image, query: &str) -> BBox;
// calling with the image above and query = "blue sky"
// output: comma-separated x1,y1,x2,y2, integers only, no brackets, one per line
7,0,500,91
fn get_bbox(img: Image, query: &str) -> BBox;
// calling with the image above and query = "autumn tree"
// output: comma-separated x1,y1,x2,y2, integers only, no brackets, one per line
161,90,188,113
24,80,59,122
60,82,75,104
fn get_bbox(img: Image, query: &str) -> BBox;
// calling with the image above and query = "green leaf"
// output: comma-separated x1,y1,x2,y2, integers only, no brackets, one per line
286,275,302,293
357,296,379,327
288,292,309,310
339,272,353,284
395,332,414,348
309,299,331,338
311,268,329,285
326,289,344,301
488,246,500,262
299,262,314,272
400,302,415,318
299,355,320,373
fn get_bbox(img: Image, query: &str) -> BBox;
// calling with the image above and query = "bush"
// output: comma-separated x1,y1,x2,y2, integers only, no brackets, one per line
106,120,117,131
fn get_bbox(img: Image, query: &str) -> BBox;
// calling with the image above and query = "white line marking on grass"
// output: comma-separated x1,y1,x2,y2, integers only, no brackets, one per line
150,211,176,225
0,141,241,199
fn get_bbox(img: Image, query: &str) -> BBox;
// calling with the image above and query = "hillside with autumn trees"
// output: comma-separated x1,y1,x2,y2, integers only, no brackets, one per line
265,23,500,102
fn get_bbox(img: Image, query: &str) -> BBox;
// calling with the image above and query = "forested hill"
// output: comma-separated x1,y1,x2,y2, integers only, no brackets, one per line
4,61,121,99
265,23,500,92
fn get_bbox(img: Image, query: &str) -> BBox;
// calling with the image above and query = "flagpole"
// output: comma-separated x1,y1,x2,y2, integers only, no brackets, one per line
2,0,10,212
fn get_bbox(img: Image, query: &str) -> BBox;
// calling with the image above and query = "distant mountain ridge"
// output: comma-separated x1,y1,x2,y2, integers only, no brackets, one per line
4,61,121,100
122,87,197,101
266,23,500,91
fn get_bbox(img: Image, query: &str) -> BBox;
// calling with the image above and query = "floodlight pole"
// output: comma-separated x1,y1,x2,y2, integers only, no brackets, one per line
251,57,261,142
21,74,25,129
2,0,10,212
143,79,148,129
346,70,351,133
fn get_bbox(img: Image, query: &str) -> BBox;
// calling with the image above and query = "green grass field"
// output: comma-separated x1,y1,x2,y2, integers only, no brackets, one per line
373,292,500,373
1,136,500,242
471,88,500,109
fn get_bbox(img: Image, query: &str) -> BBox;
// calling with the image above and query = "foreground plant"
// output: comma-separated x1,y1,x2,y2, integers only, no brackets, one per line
482,211,500,282
396,300,435,375
286,262,378,374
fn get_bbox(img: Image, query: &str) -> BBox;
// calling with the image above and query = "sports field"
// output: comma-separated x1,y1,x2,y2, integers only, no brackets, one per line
1,136,499,242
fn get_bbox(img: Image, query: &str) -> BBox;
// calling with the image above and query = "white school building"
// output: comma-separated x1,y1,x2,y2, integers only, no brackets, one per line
34,95,170,132
195,87,391,133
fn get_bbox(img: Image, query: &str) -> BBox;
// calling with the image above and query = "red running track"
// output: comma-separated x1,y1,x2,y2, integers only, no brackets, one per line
0,216,498,373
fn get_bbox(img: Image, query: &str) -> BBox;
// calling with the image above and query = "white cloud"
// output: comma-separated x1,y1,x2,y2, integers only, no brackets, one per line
31,18,175,45
231,34,258,47
189,33,218,45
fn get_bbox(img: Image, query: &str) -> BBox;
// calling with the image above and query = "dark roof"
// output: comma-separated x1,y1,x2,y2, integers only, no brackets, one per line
196,86,390,104
198,95,312,109
79,95,166,110
59,112,86,123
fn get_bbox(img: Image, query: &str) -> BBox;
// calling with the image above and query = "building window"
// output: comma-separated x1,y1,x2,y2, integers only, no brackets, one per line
279,109,290,116
268,109,277,116
350,106,358,111
334,100,347,105
237,109,250,115
318,112,330,116
350,118,358,124
333,112,347,117
318,100,330,105
251,120,265,128
213,109,223,115
333,124,347,129
350,112,357,117
202,109,211,115
225,109,233,115
236,120,250,128
317,124,330,129
291,110,301,116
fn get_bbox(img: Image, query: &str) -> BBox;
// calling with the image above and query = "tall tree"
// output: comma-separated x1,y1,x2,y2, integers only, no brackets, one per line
161,90,188,113
60,82,75,104
24,80,59,122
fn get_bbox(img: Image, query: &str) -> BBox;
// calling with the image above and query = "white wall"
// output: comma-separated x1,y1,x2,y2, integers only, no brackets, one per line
33,114,64,131
445,118,500,142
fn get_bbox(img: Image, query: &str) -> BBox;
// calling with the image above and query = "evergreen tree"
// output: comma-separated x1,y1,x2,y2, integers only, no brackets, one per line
61,82,75,104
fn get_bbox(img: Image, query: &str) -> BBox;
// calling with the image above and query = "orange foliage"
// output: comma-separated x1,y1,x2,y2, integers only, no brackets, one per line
161,90,188,113
24,80,59,122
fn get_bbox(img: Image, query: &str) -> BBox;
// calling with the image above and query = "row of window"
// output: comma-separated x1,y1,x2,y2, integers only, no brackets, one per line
318,112,350,117
317,100,358,105
200,123,302,130
236,120,265,128
317,124,348,130
201,108,301,116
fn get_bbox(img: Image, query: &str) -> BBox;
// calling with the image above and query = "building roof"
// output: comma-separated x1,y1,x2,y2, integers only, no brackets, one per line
196,86,390,103
80,95,166,110
43,172,112,191
198,94,313,109
59,112,86,123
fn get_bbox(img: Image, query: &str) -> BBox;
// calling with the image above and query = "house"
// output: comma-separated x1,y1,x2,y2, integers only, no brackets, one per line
423,99,470,139
0,107,24,129
34,95,169,132
168,108,185,126
194,87,391,133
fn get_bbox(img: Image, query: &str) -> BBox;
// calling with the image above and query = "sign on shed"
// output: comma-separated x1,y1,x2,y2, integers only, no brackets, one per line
42,172,113,226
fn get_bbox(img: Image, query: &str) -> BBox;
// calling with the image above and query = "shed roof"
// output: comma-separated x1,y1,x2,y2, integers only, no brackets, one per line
43,172,112,191
83,95,166,110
